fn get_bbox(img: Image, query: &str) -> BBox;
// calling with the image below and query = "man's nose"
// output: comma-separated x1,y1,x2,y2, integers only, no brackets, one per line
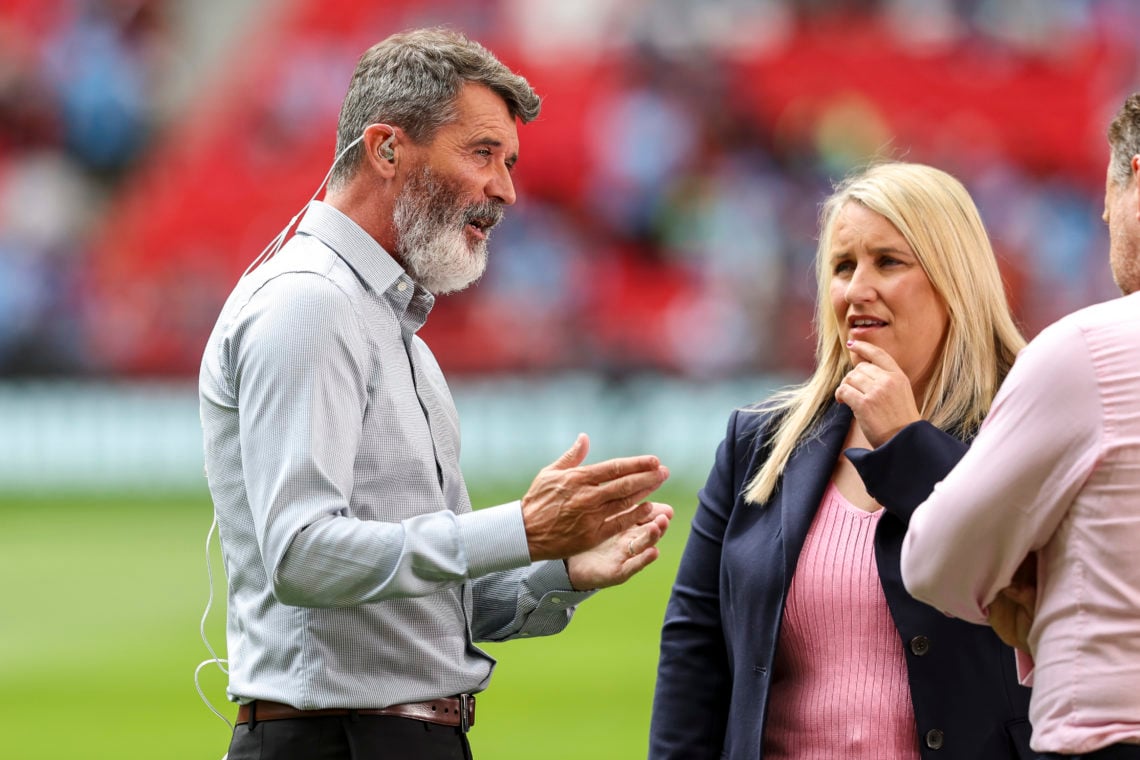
487,163,516,206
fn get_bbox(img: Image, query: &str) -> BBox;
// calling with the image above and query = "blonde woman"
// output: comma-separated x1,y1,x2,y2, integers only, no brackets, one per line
650,163,1039,760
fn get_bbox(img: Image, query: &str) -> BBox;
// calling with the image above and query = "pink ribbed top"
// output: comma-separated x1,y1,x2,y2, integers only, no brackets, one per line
762,482,919,759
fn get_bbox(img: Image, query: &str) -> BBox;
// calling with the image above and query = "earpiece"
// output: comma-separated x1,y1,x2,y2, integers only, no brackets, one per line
379,133,396,161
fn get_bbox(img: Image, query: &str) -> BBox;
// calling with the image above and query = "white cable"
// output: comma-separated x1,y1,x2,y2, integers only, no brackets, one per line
199,515,229,668
195,658,234,731
195,515,233,731
241,134,366,278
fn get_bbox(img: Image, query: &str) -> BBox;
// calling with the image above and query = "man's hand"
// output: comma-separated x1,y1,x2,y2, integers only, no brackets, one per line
834,340,922,448
566,502,674,590
521,433,669,561
988,554,1037,651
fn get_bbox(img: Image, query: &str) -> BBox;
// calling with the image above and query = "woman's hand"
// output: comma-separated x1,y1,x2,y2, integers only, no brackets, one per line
835,339,921,448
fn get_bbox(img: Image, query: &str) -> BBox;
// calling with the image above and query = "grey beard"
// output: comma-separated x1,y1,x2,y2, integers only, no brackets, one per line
393,168,492,295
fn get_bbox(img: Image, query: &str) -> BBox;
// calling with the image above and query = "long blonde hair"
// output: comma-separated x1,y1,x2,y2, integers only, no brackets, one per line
744,162,1025,504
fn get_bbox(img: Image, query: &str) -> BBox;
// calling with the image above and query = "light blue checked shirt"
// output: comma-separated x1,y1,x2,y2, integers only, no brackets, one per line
199,201,589,710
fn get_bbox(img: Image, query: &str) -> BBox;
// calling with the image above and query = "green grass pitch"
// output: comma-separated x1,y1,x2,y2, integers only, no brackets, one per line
0,480,698,759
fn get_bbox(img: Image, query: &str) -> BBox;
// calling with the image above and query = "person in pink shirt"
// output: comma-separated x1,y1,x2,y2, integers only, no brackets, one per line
651,162,1039,759
900,94,1140,758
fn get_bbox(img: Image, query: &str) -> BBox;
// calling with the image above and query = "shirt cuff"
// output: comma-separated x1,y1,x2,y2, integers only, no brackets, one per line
456,501,532,578
528,557,593,600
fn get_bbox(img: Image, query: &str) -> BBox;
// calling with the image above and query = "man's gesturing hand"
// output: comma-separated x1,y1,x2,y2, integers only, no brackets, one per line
566,502,674,590
521,433,670,562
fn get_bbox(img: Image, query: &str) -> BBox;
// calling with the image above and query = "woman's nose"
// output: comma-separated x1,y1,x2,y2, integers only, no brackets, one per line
845,266,877,303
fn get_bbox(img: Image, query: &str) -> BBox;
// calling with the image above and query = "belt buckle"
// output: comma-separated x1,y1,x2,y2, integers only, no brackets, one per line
459,694,471,733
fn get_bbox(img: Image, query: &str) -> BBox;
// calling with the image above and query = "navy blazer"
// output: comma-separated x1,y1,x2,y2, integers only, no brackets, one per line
649,403,1038,760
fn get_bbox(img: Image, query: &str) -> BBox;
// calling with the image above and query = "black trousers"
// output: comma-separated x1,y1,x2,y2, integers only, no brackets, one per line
1040,745,1140,760
226,714,474,760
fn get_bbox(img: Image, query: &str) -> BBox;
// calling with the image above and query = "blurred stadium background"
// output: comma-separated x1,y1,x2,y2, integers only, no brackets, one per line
2,0,1137,758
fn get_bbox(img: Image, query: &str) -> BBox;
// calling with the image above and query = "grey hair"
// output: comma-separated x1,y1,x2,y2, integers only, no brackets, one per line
328,27,541,190
1108,93,1140,187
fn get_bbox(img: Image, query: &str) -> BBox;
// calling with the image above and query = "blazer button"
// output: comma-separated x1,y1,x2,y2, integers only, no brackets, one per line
910,635,930,656
925,728,944,749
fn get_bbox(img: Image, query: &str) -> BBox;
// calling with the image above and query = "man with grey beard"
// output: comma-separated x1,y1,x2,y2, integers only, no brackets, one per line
199,27,674,760
391,163,499,294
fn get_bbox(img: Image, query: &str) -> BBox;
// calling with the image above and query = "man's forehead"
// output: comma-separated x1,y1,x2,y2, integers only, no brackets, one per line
449,113,520,153
454,83,513,117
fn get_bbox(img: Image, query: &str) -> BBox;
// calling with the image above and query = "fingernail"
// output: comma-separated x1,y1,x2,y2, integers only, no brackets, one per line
845,340,854,347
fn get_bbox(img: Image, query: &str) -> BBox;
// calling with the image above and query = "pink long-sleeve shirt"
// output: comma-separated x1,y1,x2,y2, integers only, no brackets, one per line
901,292,1140,755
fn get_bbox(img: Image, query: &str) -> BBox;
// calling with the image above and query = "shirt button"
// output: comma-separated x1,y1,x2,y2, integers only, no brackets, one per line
925,728,944,749
396,282,408,292
910,635,931,656
550,596,562,604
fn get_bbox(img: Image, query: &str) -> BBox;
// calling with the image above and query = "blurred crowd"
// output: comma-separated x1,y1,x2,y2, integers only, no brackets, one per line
1,0,1136,379
0,0,170,373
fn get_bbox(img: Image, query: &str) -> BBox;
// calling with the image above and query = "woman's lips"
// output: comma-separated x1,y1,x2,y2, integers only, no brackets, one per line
847,317,887,338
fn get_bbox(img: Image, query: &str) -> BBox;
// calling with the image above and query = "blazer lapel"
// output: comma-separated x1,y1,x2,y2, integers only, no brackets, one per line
778,403,852,581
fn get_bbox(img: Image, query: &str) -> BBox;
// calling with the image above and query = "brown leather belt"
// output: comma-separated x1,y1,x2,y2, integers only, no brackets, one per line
236,695,475,732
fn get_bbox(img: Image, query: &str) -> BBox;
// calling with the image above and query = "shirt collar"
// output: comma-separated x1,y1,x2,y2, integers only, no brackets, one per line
296,200,435,331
